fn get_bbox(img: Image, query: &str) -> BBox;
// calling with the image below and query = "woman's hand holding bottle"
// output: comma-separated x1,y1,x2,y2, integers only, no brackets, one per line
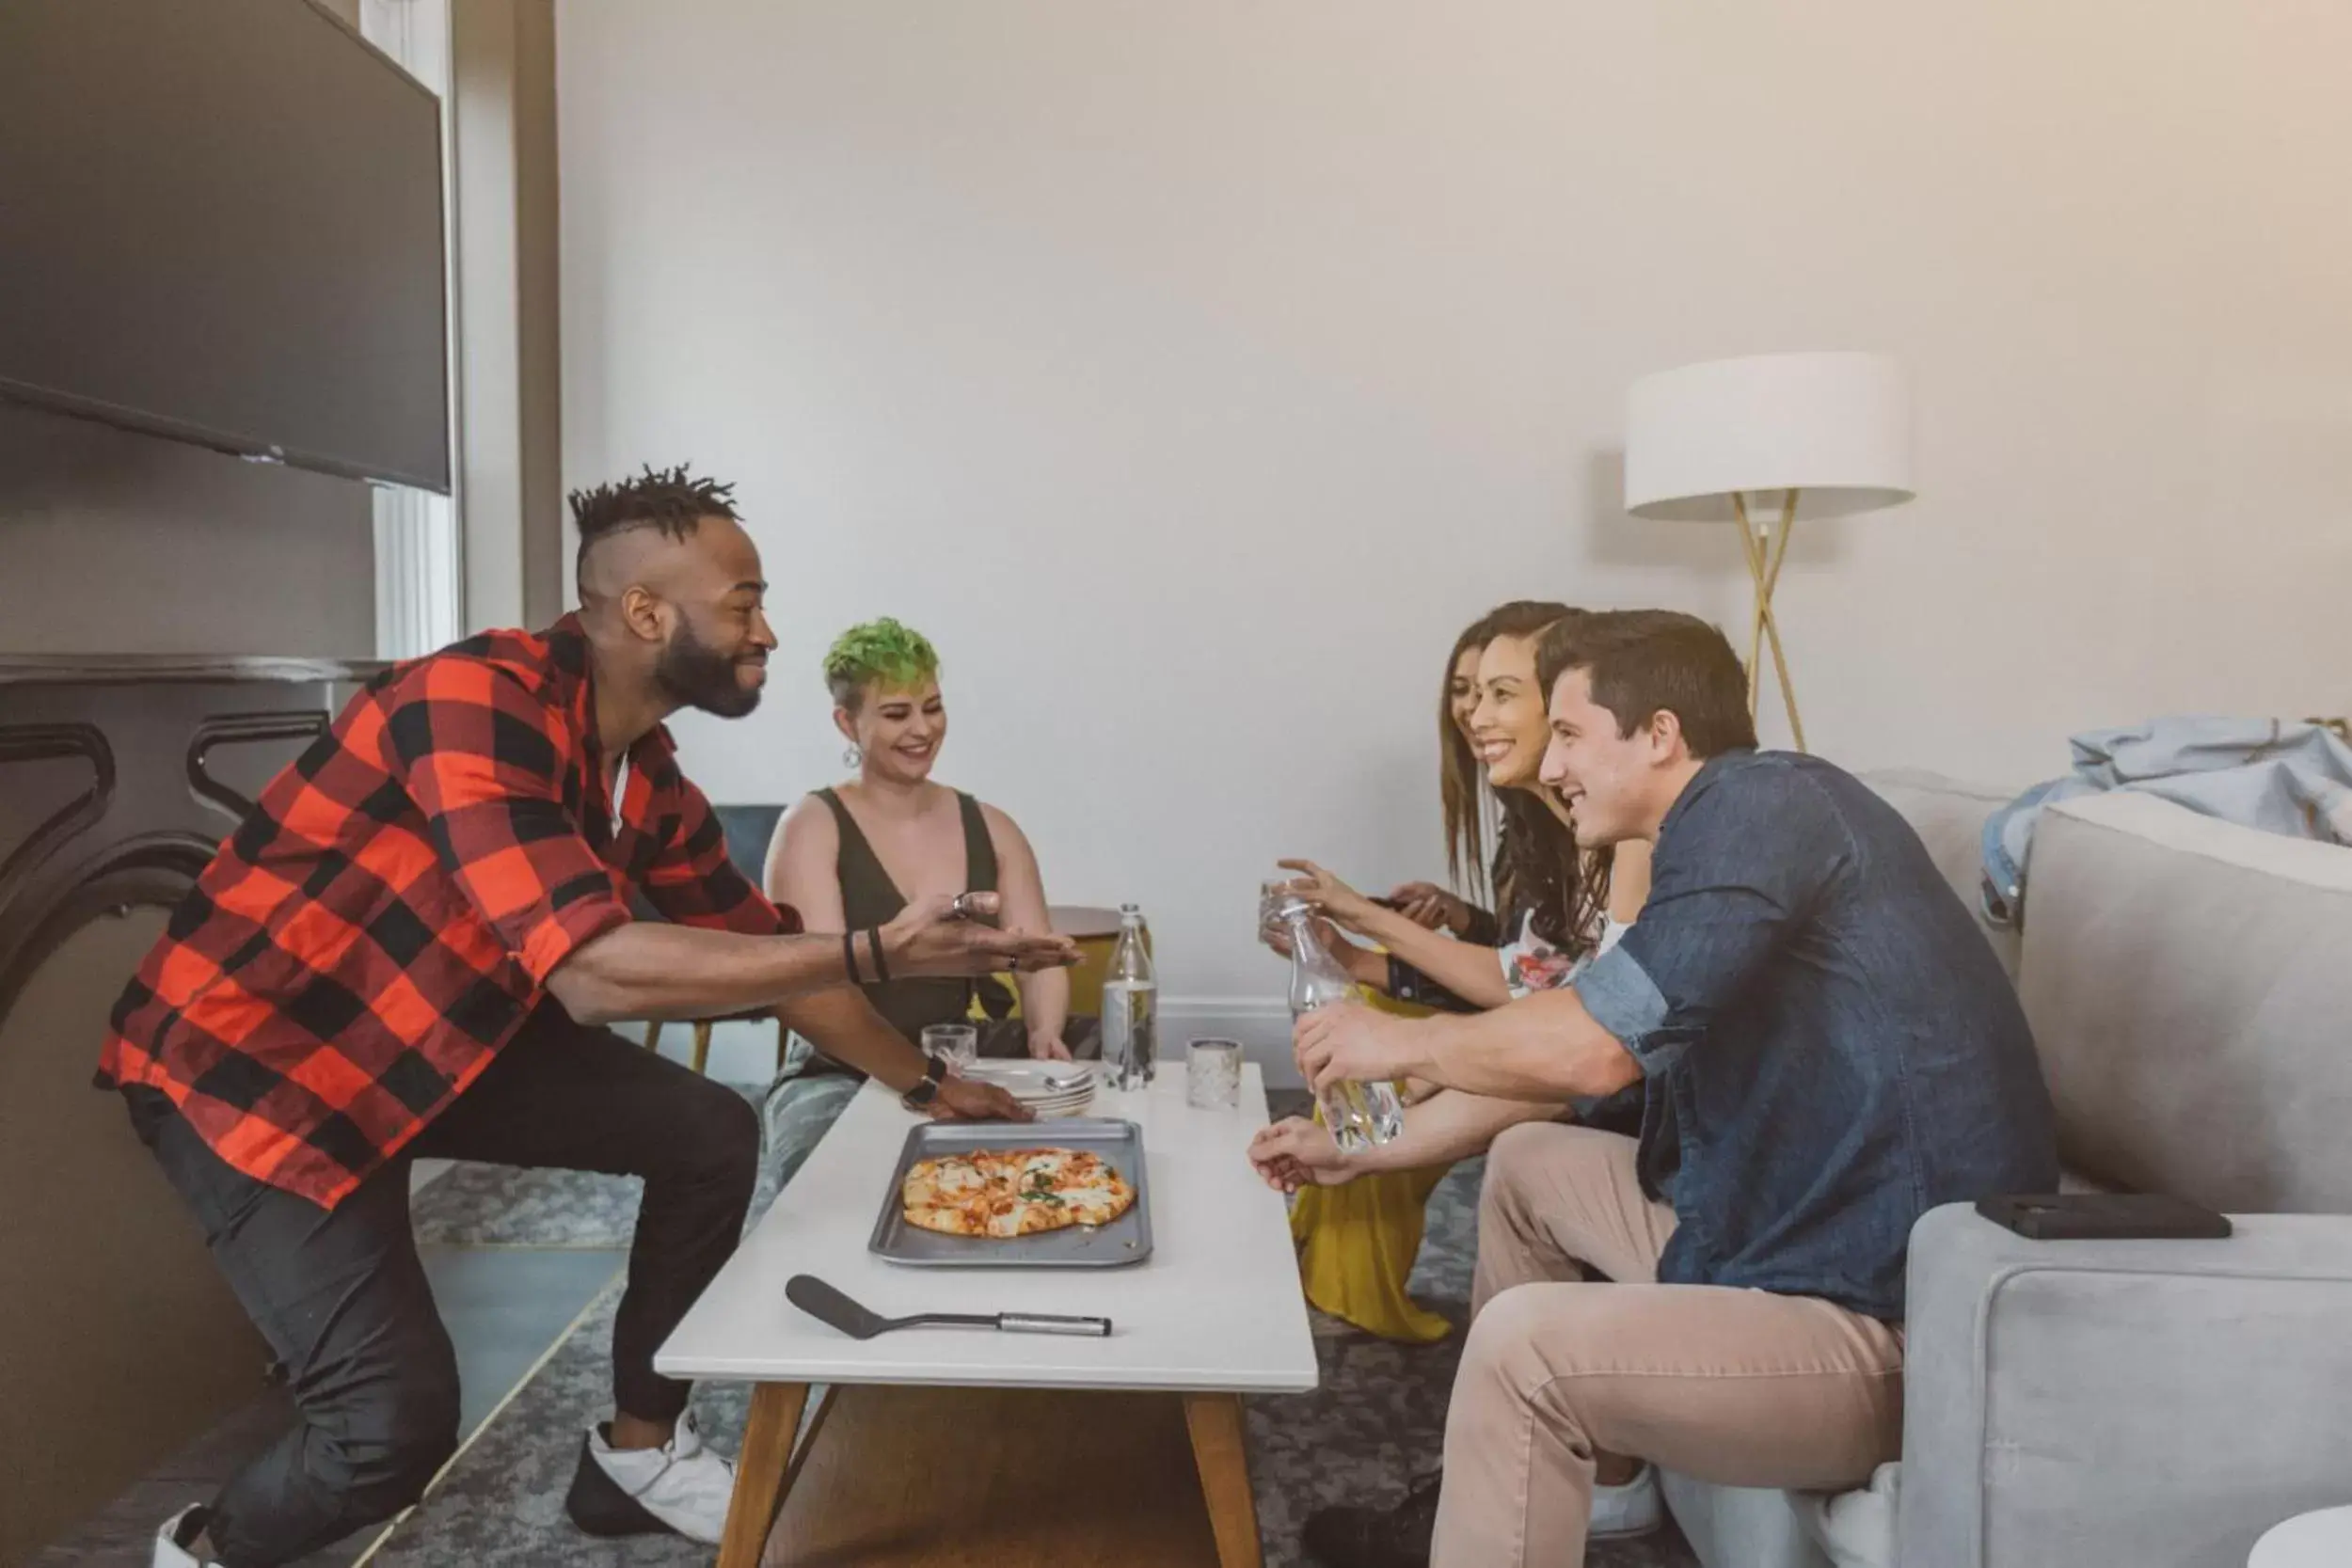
1259,900,1385,988
1274,859,1386,935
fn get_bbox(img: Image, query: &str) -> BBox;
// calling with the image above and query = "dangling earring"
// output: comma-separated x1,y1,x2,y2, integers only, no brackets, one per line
843,744,864,768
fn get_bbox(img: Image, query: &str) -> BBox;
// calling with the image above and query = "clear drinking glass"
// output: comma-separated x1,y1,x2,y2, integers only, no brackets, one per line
1258,880,1291,943
922,1022,979,1071
1185,1037,1244,1110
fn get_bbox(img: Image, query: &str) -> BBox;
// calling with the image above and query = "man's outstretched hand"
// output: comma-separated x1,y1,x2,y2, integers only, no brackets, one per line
883,891,1079,978
1248,1116,1355,1193
931,1073,1032,1123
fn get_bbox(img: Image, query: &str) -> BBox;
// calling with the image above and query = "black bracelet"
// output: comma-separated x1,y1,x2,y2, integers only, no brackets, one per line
843,930,863,985
866,926,892,986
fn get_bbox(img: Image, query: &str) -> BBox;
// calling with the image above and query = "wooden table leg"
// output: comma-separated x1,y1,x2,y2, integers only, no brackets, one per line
720,1381,810,1568
1182,1392,1263,1568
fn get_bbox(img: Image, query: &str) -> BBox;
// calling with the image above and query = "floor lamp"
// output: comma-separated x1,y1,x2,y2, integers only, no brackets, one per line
1622,352,1915,751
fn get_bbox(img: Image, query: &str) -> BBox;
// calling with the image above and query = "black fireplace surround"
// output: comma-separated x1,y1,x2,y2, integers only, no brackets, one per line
0,655,382,1058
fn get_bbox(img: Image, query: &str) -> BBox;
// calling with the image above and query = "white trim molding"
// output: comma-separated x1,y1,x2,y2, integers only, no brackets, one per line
361,0,464,658
1161,997,1299,1088
372,485,462,659
645,996,1302,1090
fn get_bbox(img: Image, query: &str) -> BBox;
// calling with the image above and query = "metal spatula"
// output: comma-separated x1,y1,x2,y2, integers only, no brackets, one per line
786,1274,1112,1339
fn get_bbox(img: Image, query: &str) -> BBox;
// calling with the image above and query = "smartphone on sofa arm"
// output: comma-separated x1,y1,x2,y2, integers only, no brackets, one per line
1977,1192,2233,1242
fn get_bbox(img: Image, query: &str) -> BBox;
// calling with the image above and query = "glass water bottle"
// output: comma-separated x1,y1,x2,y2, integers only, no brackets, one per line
1101,904,1158,1090
1279,900,1404,1151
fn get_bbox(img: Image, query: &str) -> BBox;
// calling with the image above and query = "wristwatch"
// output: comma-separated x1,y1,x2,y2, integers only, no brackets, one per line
899,1053,950,1111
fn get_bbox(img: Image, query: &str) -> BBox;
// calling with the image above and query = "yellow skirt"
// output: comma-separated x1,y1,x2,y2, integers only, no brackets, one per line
1291,1158,1454,1343
1287,986,1454,1344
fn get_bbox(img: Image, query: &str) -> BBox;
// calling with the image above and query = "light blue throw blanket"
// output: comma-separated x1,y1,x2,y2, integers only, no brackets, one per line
1982,717,2352,927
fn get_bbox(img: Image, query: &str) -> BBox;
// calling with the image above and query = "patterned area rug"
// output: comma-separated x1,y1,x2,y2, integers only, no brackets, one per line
379,1141,1698,1567
409,1164,646,1247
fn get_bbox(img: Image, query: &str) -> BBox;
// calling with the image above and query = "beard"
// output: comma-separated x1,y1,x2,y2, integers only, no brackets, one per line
655,621,764,718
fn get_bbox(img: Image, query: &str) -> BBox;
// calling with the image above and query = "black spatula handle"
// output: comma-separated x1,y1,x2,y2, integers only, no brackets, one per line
997,1312,1114,1337
904,1313,1002,1331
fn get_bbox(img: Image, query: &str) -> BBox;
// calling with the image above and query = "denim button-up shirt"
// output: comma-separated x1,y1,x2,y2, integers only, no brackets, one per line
1572,750,2058,1320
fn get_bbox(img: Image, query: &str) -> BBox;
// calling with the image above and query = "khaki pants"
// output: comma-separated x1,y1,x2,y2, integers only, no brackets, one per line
1434,1122,1905,1568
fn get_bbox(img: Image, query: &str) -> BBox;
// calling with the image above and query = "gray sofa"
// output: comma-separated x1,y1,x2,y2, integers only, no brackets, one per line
1662,771,2352,1568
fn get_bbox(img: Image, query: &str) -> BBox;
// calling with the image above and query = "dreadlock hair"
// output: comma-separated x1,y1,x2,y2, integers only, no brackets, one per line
568,464,740,578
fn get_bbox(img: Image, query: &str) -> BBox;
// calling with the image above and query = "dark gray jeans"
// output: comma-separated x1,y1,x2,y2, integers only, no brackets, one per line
124,1006,759,1568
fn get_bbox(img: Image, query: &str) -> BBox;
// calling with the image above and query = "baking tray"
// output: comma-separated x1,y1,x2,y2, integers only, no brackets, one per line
867,1117,1153,1268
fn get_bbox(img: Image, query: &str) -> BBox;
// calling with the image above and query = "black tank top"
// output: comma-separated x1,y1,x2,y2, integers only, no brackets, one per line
816,787,999,1047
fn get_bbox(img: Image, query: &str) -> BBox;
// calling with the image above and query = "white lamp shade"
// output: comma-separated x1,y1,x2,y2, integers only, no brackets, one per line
1624,351,1915,522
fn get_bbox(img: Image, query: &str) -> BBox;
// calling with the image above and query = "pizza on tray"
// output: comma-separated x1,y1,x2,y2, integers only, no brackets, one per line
900,1147,1136,1238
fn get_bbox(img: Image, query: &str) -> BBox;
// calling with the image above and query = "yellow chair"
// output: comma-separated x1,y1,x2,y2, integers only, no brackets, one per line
1287,987,1454,1344
1057,903,1133,1019
970,905,1134,1025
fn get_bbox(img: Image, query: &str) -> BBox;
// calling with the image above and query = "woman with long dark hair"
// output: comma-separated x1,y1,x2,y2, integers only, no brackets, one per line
1271,603,1650,1343
1384,611,1508,942
1279,603,1646,1010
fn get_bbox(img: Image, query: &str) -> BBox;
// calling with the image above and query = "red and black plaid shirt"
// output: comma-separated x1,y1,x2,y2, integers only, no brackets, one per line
98,616,795,1209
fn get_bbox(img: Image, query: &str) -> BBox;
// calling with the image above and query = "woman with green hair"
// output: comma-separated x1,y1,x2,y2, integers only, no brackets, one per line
763,617,1091,1068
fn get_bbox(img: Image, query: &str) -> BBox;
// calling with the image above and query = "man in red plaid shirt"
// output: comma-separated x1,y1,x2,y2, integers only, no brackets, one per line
110,467,1074,1568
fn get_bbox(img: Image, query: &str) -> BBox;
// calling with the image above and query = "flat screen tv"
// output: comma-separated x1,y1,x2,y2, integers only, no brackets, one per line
0,0,450,492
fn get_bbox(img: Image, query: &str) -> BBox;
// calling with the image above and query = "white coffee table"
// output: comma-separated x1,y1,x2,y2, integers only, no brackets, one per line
657,1064,1319,1568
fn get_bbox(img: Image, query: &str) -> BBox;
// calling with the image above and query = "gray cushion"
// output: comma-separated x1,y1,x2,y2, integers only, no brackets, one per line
2017,792,2352,1212
1900,1205,2352,1568
1860,769,2021,980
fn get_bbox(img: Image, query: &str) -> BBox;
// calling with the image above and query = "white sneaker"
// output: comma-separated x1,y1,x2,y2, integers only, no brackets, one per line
151,1505,216,1567
564,1409,737,1545
1592,1463,1663,1540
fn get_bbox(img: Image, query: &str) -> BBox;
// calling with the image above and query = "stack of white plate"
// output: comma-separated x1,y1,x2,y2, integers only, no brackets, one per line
960,1060,1098,1119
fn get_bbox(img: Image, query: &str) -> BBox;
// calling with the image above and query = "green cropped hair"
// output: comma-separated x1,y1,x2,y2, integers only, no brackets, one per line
823,618,942,709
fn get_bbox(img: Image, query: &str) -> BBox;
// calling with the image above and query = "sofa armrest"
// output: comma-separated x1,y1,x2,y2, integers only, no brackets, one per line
1899,1204,2352,1568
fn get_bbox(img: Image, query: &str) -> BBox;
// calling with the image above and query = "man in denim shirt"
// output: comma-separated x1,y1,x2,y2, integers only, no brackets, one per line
1283,610,2057,1568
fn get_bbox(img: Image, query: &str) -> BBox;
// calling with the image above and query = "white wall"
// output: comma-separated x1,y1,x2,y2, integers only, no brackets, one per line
558,1,2352,1048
